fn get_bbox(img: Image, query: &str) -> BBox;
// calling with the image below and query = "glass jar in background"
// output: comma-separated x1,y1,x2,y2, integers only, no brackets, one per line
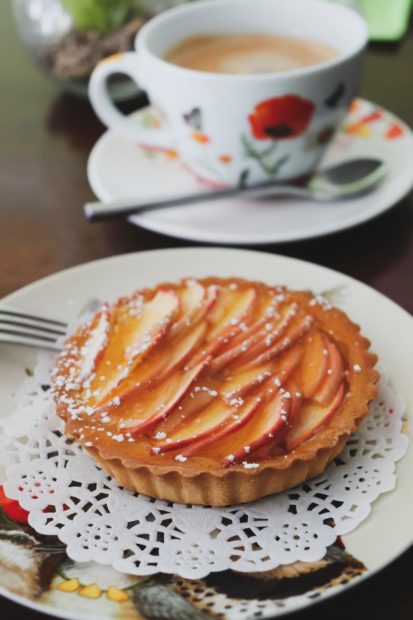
13,0,195,99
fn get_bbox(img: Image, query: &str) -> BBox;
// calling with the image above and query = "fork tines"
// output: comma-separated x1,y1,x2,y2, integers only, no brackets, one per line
0,308,68,350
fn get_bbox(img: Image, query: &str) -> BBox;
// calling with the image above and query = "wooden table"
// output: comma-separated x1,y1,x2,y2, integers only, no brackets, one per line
0,3,412,619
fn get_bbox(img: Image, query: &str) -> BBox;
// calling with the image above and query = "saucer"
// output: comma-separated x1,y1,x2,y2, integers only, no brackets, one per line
87,99,413,244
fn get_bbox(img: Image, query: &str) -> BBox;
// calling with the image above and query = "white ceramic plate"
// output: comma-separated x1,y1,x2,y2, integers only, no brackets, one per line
0,249,411,620
87,99,413,244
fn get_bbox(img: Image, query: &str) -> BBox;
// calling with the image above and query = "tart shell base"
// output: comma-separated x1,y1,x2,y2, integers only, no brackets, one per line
85,439,347,506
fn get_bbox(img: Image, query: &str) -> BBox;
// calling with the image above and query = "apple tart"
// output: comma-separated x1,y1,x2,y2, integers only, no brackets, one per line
52,277,378,506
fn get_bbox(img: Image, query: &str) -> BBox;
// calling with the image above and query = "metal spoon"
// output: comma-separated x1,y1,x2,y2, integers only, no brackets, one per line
84,158,386,222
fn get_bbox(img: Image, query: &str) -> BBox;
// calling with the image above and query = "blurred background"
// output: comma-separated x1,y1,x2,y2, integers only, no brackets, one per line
2,0,412,304
9,0,413,100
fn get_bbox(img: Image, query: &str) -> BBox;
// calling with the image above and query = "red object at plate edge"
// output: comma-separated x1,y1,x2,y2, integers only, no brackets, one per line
0,484,29,524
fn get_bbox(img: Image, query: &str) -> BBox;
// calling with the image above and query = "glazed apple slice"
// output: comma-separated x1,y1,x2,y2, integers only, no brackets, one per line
157,321,207,378
222,343,303,412
252,315,313,366
207,287,257,341
187,287,257,369
286,383,303,429
210,302,298,373
208,330,268,374
93,321,207,416
153,395,261,455
230,303,299,367
216,319,264,355
270,344,304,387
204,284,220,308
214,293,280,354
221,390,291,466
136,319,207,386
120,361,206,435
222,365,273,403
180,396,263,457
121,290,180,362
155,379,220,439
172,281,205,332
284,383,345,451
153,362,275,454
77,303,110,381
185,283,219,325
300,331,329,398
174,284,219,335
270,382,302,447
93,290,179,403
151,399,258,454
312,340,344,406
181,280,205,314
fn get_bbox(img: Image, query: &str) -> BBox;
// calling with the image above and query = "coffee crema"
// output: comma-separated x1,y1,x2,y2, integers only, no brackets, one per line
164,33,339,75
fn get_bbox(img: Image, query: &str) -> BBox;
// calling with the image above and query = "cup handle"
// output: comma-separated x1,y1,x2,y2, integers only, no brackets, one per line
88,52,174,149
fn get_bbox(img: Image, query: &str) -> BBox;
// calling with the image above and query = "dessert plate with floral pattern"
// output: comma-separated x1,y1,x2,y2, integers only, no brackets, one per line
87,99,413,244
0,248,412,620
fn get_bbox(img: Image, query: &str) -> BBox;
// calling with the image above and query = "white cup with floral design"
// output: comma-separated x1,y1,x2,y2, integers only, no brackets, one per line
89,0,368,186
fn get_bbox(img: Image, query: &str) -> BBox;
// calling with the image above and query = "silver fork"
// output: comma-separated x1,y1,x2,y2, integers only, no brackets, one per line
0,307,68,350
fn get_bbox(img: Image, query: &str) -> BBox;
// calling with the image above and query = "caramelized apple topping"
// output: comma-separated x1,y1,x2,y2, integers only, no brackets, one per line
53,278,356,468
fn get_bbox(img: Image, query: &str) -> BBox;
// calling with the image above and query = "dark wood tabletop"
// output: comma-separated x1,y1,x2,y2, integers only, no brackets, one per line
1,2,412,619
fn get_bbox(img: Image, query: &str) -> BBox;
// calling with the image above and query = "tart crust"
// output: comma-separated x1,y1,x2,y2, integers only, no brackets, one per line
53,278,379,506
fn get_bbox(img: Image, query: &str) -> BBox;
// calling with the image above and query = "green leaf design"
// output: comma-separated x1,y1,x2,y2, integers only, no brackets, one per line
238,169,250,188
241,134,289,179
305,286,347,306
241,134,257,159
259,143,278,159
269,154,289,176
319,285,347,304
132,580,210,620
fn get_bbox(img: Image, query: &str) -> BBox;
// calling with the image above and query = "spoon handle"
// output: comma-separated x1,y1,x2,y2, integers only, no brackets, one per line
84,181,310,222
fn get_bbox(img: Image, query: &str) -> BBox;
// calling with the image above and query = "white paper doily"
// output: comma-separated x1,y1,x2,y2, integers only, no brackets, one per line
0,350,407,580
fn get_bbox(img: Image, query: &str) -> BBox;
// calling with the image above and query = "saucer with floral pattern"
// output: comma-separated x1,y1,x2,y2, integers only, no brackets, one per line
87,98,413,244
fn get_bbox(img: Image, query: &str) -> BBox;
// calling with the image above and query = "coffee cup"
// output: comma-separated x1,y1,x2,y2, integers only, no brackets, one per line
89,0,368,186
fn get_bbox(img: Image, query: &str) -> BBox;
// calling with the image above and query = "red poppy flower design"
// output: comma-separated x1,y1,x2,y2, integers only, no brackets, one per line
0,485,29,523
249,95,315,140
386,122,404,139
